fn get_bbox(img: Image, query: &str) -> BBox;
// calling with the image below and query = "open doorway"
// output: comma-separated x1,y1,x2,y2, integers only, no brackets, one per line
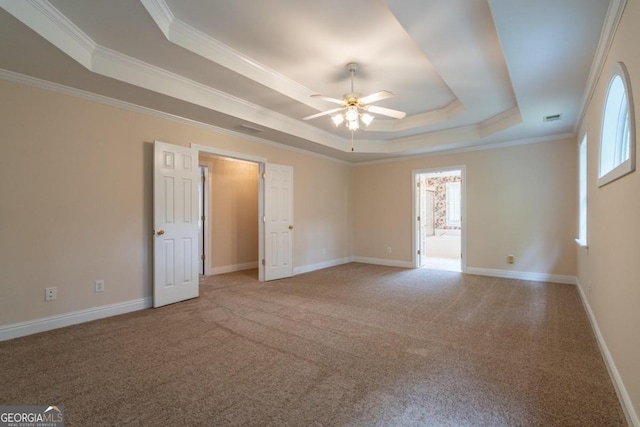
413,167,466,272
192,143,295,282
198,154,260,278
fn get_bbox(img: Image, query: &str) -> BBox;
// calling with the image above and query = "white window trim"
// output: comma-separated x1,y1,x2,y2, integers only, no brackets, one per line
576,134,588,248
598,62,636,187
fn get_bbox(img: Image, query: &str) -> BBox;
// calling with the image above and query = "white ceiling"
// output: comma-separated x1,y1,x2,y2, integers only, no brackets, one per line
0,0,612,162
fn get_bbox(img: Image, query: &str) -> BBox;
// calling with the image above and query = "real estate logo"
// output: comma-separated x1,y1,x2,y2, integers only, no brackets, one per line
0,405,64,427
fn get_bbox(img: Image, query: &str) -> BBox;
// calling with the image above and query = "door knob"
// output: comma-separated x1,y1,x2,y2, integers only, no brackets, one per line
288,225,294,230
157,230,165,235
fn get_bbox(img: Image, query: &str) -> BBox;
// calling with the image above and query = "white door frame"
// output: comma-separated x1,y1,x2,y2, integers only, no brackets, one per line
411,166,467,272
191,144,267,281
416,174,428,268
197,165,211,276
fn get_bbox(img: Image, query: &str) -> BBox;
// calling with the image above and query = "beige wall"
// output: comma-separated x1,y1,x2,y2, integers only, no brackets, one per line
0,79,352,326
199,155,258,270
353,138,577,276
577,0,640,421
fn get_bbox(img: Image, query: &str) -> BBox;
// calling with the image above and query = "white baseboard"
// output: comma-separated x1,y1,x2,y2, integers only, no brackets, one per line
576,279,639,427
210,261,258,275
352,257,413,268
0,297,152,342
293,257,352,275
465,267,577,285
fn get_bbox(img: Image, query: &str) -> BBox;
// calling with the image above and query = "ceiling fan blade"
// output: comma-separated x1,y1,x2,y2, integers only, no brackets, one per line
303,107,345,121
359,90,394,105
311,94,345,105
367,105,407,119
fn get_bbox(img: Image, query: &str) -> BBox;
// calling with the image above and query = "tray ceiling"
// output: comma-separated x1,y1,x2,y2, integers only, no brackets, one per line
0,0,612,162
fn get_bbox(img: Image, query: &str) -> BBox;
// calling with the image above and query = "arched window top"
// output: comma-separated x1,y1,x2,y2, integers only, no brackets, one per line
599,62,635,187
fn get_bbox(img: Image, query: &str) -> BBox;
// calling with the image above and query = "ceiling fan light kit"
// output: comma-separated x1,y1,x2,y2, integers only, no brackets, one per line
303,63,406,133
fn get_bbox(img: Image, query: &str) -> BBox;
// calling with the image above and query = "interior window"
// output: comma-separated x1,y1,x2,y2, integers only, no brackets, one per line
598,62,636,187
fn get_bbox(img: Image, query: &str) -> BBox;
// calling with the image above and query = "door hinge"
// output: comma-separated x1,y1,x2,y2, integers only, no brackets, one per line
417,215,421,222
417,250,421,255
261,172,266,179
201,175,205,182
201,254,205,260
417,182,421,188
263,216,266,223
201,215,205,221
261,259,265,266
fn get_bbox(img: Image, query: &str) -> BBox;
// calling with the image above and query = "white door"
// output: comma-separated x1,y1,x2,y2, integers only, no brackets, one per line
264,163,294,281
153,141,199,307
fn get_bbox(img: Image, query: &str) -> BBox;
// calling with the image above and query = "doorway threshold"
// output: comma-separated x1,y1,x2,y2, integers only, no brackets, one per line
422,256,461,272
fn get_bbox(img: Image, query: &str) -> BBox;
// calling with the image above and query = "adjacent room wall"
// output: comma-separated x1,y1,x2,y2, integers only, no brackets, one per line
199,155,259,273
353,138,577,277
0,79,353,327
576,0,640,422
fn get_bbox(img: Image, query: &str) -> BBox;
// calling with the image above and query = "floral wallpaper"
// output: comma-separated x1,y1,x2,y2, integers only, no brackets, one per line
427,175,462,230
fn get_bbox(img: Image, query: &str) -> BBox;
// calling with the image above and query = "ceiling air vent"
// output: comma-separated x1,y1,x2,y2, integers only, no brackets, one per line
543,113,563,122
235,123,264,134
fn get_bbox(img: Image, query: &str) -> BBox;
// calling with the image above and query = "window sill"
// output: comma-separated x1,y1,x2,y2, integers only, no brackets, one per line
598,159,635,187
575,238,589,249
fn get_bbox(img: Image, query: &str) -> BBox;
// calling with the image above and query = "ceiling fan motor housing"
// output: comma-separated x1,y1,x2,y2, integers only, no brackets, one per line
344,94,361,107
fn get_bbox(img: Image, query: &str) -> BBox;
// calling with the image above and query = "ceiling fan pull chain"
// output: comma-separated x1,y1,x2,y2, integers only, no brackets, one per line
351,130,355,151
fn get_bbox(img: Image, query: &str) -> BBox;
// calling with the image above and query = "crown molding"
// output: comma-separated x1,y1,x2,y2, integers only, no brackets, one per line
139,0,499,133
0,0,95,68
139,0,173,34
0,68,352,165
574,0,628,133
383,107,522,153
1,0,355,151
367,100,465,132
352,132,575,167
0,68,575,167
478,106,522,137
91,46,348,151
1,0,525,155
140,0,328,112
390,124,483,153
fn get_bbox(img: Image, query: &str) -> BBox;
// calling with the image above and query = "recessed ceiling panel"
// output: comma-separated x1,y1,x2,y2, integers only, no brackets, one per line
164,0,455,115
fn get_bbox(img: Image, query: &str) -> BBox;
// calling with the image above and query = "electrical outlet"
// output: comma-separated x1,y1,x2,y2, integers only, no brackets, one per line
45,287,57,301
95,280,105,293
507,255,515,264
386,247,392,253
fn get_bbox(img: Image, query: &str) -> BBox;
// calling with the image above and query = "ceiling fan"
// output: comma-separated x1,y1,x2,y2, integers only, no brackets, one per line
303,63,406,131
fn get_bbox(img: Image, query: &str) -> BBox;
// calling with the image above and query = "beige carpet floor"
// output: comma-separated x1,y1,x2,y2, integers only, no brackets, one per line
0,263,626,426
